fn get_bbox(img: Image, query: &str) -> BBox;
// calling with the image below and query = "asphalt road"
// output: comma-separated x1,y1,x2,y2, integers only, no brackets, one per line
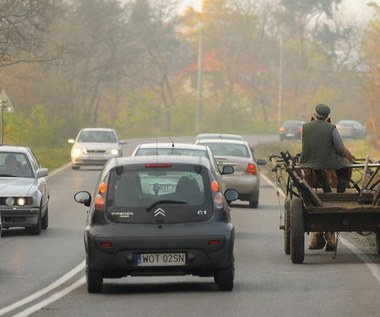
0,135,379,317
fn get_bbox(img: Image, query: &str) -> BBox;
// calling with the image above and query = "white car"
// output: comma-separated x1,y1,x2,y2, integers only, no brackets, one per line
68,128,125,169
0,146,49,235
131,142,232,194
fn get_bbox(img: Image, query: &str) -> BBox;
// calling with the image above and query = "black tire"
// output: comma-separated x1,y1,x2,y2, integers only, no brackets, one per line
26,212,42,235
72,165,80,170
217,265,234,291
249,200,258,208
290,198,305,264
41,208,48,230
284,207,291,255
376,231,380,256
86,267,103,293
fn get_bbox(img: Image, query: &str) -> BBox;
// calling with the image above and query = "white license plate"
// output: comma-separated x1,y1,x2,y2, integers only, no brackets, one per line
285,133,295,137
136,253,186,266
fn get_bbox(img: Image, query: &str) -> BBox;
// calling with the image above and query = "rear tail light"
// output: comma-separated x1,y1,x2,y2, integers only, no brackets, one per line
94,181,107,212
213,192,224,209
279,127,285,132
94,195,105,213
244,163,257,175
208,240,222,246
145,163,173,168
99,241,112,248
211,180,219,192
297,127,302,133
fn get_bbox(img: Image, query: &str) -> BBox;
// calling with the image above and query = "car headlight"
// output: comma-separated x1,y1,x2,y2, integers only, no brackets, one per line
110,149,119,155
5,197,32,206
5,197,15,206
72,148,84,156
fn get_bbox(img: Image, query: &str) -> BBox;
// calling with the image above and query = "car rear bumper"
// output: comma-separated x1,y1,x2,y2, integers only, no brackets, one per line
85,223,234,277
222,175,259,198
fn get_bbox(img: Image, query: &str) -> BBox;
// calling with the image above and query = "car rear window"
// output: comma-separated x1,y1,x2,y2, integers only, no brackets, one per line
105,164,213,223
201,142,249,158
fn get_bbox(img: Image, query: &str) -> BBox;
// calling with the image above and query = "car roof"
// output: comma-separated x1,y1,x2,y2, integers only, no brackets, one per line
106,155,212,171
136,143,209,150
0,145,31,154
196,138,248,146
196,133,244,140
282,120,305,125
79,128,116,132
337,120,362,124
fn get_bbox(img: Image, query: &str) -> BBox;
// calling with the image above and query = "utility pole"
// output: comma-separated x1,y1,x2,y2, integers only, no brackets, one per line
195,28,204,133
278,36,283,127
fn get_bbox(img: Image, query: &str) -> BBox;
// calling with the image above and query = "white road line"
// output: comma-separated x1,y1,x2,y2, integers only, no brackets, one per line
0,261,85,316
261,173,380,285
12,277,86,317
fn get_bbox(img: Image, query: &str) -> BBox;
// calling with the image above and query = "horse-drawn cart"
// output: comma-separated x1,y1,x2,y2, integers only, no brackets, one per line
270,151,380,264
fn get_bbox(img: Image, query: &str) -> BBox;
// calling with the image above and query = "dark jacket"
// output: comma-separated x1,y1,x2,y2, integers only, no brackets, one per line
300,119,349,170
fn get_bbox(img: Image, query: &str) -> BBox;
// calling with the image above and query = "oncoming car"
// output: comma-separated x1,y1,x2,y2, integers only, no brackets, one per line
74,155,238,293
195,138,267,208
68,128,125,169
0,146,49,235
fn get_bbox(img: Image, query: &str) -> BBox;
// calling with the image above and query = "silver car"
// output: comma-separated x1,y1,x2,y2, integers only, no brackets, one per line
195,139,267,208
0,146,49,235
336,120,367,139
68,128,125,169
131,142,231,193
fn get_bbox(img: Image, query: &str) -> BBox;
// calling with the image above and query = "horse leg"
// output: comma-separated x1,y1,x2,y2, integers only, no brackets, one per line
325,231,336,251
308,232,326,249
315,170,332,193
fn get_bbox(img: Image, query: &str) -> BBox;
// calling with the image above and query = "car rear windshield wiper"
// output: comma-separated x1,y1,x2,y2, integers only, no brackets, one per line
146,200,188,212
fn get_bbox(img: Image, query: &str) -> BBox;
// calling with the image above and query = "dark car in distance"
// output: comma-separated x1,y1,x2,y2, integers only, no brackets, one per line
279,120,305,141
74,155,238,293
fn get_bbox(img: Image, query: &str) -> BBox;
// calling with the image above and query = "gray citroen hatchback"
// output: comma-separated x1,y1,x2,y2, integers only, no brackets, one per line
74,155,238,293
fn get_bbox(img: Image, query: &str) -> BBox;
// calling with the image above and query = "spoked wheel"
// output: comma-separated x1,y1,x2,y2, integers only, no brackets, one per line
284,202,291,255
376,231,380,256
290,198,305,264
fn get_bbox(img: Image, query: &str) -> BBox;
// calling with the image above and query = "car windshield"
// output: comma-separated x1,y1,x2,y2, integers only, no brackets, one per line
78,131,117,143
136,148,207,157
200,142,249,158
0,152,33,178
106,164,212,223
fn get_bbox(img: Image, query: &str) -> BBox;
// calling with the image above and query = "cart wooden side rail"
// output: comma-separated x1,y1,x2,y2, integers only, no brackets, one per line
270,151,380,264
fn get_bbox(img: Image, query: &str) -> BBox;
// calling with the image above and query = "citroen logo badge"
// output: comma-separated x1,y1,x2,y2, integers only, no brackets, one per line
154,208,166,217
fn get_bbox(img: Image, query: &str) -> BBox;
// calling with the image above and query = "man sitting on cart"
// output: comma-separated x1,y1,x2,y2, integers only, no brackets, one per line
300,104,351,250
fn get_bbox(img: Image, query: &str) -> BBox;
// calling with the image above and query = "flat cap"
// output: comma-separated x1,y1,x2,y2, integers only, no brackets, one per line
315,104,330,117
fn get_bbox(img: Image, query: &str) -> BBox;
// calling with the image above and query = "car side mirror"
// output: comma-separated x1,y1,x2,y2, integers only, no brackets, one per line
37,168,48,178
224,189,239,202
221,165,234,175
74,191,92,207
256,159,267,166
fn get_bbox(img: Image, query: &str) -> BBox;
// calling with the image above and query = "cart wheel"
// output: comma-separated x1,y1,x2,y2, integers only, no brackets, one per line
376,231,380,256
284,204,291,255
290,198,305,264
